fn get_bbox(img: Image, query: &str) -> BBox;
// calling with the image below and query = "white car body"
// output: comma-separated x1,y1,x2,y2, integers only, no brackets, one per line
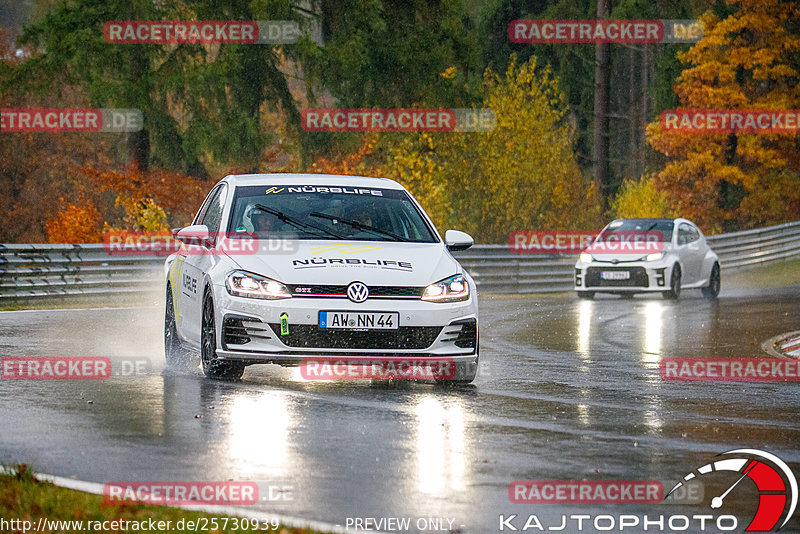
164,173,479,382
574,218,720,299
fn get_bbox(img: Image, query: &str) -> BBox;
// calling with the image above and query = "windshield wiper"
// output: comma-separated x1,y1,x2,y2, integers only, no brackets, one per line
253,205,345,239
308,212,407,242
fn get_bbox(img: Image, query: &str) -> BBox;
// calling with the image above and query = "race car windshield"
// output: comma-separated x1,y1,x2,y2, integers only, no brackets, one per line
228,185,438,242
598,219,674,242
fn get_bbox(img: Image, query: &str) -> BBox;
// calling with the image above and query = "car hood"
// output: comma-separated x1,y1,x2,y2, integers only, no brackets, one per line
225,240,459,286
585,242,672,262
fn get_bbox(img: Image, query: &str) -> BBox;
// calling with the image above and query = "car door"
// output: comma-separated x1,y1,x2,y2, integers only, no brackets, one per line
179,184,227,345
677,223,702,283
174,187,215,336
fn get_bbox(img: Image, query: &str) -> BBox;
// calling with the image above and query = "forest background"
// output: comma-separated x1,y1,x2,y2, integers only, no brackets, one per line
1,0,798,243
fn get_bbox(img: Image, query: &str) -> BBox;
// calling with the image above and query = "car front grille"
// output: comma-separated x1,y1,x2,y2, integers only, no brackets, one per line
585,267,649,287
287,284,424,299
268,324,442,349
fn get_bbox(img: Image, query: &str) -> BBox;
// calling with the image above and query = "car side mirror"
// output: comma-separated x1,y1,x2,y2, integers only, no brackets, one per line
445,230,473,252
176,224,213,248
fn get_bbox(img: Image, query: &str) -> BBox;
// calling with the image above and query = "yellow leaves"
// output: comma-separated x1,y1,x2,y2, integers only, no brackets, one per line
610,176,671,219
440,66,457,79
111,196,169,233
373,56,600,241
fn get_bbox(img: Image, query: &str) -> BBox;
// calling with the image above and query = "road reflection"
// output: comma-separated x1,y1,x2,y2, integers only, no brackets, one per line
577,299,592,358
227,391,292,476
415,397,467,494
642,300,663,362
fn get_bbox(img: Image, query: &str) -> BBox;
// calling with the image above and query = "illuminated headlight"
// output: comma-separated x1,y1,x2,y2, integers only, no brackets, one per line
645,251,664,262
226,270,291,299
579,252,593,263
422,274,469,302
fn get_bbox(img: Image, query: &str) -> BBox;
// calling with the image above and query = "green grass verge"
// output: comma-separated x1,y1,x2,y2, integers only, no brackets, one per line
0,465,326,534
723,258,800,289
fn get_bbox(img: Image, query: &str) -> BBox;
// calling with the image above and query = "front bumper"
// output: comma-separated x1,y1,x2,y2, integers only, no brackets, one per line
211,283,478,364
574,260,674,292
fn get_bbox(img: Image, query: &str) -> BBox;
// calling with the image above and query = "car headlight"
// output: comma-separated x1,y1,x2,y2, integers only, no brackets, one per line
579,252,593,263
225,270,291,299
422,274,469,302
645,251,664,262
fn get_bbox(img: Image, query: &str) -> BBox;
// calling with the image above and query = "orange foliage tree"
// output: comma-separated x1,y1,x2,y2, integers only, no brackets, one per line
307,136,380,176
80,165,216,232
646,0,800,233
44,197,103,243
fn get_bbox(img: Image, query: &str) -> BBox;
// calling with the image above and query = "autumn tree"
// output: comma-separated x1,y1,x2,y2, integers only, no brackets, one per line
646,0,800,233
377,55,601,242
80,165,216,230
45,197,104,243
7,0,308,175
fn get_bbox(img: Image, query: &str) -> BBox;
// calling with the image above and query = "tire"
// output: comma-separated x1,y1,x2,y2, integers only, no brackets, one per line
662,265,682,300
576,291,595,300
164,285,193,370
201,290,245,380
701,263,721,299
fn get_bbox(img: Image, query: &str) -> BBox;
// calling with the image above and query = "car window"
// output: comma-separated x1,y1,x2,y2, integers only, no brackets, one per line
227,185,438,242
193,187,218,226
599,220,674,242
199,185,226,234
678,224,695,245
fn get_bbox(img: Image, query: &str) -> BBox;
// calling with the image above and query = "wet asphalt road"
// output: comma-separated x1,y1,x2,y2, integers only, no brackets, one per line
1,281,799,533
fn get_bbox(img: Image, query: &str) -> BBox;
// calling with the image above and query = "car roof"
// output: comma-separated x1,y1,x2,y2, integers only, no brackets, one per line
219,173,406,190
609,217,695,226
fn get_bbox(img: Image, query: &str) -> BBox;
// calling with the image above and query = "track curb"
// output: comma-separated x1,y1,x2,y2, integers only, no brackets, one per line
762,330,800,358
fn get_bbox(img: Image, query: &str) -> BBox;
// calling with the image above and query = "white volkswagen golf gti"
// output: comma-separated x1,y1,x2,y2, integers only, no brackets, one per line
164,173,479,382
574,218,720,300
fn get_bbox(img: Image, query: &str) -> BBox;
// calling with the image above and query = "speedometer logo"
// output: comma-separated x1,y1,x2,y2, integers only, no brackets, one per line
666,449,797,531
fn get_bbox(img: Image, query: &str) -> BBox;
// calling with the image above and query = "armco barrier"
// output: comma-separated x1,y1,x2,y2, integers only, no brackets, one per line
1,221,799,300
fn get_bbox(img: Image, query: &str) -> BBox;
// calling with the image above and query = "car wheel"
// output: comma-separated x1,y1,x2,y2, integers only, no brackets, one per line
201,290,245,380
701,263,720,299
576,291,595,300
662,265,682,300
165,285,193,370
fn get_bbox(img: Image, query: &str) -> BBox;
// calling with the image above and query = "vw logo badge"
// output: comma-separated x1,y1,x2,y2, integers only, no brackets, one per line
347,282,369,303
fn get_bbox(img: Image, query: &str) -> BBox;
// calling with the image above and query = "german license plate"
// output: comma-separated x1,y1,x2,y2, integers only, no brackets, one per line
319,311,399,330
601,271,630,280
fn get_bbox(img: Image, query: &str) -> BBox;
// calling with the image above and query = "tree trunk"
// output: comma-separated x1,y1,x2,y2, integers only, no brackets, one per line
593,0,611,212
639,43,649,175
